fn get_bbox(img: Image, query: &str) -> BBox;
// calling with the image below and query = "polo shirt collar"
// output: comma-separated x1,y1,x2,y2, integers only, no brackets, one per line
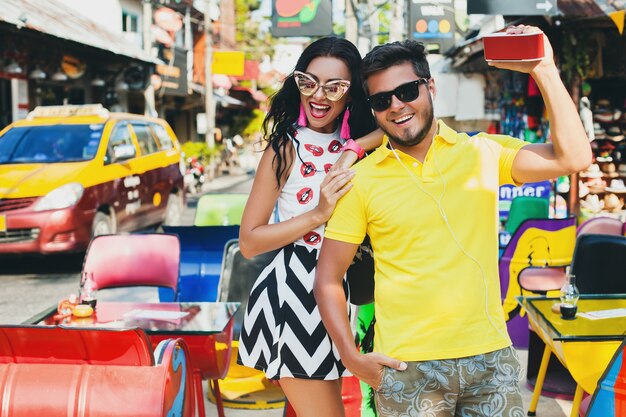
373,119,457,164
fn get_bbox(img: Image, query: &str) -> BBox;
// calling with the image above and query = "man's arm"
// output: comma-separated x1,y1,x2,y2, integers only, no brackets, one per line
314,237,406,389
489,25,592,184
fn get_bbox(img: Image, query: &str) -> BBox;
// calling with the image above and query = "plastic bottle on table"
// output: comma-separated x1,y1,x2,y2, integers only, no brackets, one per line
80,272,98,308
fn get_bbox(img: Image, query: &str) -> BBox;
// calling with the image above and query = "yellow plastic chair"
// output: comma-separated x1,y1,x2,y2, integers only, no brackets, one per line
206,240,285,410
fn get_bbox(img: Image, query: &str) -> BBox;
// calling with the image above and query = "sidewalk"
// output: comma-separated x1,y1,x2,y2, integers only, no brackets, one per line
202,169,254,193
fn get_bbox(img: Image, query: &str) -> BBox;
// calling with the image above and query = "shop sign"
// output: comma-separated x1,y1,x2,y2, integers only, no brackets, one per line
212,51,245,76
154,7,183,32
409,0,456,53
271,0,332,37
499,180,551,219
152,25,175,46
61,55,86,79
468,0,557,16
156,47,187,96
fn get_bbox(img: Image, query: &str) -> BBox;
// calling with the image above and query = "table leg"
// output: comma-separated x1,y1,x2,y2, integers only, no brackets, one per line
211,379,226,417
528,344,552,416
195,372,206,417
569,385,584,417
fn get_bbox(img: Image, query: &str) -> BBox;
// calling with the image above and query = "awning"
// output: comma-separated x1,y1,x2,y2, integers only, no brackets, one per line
231,86,268,102
188,82,246,106
558,0,624,17
212,74,233,90
0,0,159,63
559,0,625,32
214,93,245,107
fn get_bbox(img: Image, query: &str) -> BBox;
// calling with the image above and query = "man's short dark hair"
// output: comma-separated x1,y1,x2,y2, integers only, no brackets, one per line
361,40,431,94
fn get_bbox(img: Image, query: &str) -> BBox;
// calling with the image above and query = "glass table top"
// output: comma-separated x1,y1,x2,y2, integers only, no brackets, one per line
516,295,626,341
31,302,240,335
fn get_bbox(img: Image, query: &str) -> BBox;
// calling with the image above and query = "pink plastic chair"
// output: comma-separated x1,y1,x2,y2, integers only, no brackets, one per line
519,216,624,293
577,217,624,237
82,234,180,300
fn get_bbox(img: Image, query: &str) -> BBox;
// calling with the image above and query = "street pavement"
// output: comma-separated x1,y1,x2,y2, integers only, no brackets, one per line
0,169,570,417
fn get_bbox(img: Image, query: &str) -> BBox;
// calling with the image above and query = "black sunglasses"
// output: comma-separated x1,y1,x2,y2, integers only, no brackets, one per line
367,79,429,112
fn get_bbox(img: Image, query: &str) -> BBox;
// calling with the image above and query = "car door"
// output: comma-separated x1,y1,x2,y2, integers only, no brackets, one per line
148,122,182,222
128,122,163,227
102,121,141,232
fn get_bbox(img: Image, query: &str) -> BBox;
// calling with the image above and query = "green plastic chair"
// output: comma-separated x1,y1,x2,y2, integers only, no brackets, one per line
504,196,550,234
194,193,249,226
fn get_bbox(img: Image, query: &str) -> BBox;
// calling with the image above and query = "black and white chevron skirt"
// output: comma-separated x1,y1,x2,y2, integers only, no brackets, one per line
237,243,351,380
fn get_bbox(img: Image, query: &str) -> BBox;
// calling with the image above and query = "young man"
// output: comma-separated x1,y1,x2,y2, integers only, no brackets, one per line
314,25,591,416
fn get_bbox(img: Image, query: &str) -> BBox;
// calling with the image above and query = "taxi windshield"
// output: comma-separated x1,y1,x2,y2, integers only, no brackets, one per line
0,124,104,164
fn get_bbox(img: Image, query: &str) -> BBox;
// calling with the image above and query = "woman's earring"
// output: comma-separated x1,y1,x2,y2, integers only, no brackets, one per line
298,103,307,127
340,106,351,139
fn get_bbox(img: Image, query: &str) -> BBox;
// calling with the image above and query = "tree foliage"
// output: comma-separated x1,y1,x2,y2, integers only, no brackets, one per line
235,0,274,61
560,28,592,85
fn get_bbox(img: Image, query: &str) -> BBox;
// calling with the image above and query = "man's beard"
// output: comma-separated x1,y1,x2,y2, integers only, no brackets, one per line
384,101,434,148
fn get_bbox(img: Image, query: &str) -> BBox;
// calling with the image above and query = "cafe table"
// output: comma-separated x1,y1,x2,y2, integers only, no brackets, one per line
26,301,240,417
517,295,626,417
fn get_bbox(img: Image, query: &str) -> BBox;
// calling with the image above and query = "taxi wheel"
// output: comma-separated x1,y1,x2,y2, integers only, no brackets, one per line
92,212,114,237
164,193,182,226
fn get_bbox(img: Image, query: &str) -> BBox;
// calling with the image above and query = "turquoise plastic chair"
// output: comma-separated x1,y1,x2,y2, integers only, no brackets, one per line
194,193,248,226
505,196,550,234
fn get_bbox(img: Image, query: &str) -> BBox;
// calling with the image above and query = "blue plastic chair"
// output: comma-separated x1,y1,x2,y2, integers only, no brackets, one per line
159,225,240,302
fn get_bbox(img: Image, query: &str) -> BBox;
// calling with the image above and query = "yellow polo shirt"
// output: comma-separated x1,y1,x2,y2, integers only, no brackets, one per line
325,120,528,361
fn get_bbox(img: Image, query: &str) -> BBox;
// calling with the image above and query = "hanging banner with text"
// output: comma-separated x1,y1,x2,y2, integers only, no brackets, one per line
271,0,332,37
410,0,456,53
468,0,557,16
499,180,552,219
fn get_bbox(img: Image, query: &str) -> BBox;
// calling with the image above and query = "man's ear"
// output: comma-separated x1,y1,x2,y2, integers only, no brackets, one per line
428,79,436,101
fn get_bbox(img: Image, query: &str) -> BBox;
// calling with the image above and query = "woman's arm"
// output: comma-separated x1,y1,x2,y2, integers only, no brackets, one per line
333,128,383,171
239,144,355,258
355,127,384,152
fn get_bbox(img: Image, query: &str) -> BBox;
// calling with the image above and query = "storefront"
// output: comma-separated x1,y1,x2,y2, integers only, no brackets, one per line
443,9,625,223
0,0,156,130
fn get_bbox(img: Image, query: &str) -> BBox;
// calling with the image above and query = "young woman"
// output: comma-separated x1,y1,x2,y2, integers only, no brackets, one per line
237,37,380,416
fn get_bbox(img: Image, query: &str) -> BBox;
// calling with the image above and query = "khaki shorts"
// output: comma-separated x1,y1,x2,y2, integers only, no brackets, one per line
375,347,524,417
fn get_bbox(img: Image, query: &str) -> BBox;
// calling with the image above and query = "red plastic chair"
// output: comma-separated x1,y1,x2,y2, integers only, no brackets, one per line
82,234,181,300
0,328,194,417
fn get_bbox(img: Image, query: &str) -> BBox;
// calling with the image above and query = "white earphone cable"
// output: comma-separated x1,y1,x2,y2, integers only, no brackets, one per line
388,139,509,341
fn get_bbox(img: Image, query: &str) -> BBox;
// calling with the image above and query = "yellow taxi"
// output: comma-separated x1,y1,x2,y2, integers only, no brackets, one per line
0,104,185,254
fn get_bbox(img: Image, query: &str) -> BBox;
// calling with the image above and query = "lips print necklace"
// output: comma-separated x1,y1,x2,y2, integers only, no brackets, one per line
291,131,325,173
295,145,324,174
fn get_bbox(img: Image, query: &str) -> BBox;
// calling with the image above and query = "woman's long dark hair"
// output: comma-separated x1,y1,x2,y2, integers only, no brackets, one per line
263,37,377,187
